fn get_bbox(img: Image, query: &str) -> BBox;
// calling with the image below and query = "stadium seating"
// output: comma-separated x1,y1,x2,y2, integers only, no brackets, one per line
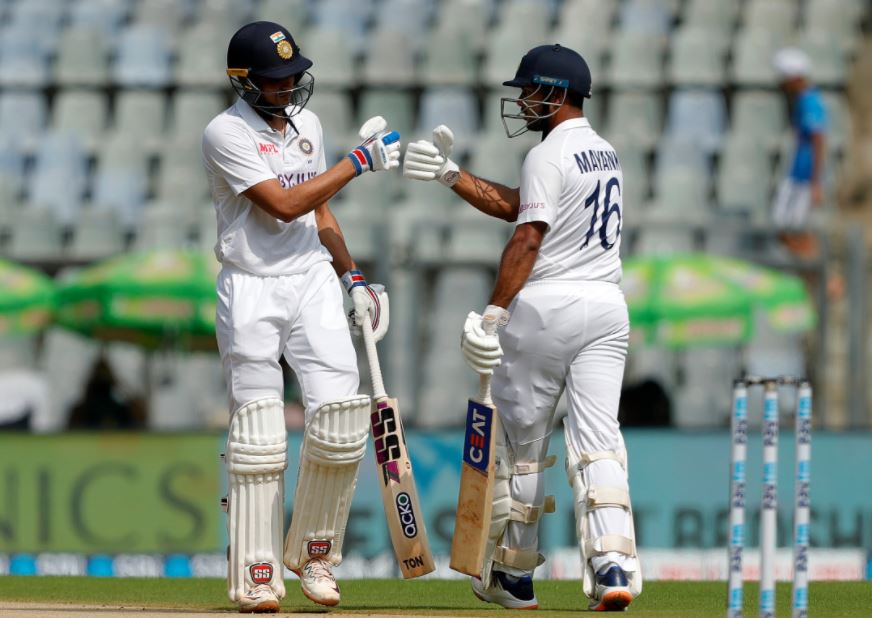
0,0,859,428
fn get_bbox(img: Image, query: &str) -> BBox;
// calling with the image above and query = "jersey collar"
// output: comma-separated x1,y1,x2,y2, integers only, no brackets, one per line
235,98,278,134
550,116,591,136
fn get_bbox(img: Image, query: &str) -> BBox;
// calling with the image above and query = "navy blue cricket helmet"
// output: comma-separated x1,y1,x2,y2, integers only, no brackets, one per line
226,21,315,118
501,44,592,137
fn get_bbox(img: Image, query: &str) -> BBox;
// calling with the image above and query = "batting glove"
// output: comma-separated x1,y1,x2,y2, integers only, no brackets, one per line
347,115,401,176
403,124,460,187
461,305,510,376
342,270,390,342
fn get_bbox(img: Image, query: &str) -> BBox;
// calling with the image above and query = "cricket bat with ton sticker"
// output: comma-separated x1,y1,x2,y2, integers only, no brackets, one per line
450,318,500,576
361,316,435,578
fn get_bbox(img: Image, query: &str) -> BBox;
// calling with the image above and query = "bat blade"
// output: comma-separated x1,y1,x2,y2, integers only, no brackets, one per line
450,395,498,576
371,396,435,579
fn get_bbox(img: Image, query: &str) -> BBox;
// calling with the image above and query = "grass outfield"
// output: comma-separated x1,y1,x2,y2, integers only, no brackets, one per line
1,577,871,616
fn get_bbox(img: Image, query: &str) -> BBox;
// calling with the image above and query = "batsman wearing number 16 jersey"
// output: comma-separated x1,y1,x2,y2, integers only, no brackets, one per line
404,44,642,611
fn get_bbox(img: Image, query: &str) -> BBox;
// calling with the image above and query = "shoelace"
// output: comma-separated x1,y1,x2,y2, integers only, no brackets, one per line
304,559,334,583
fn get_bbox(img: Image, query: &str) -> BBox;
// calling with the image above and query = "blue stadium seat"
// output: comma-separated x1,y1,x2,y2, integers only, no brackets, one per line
67,206,125,259
606,31,665,89
435,0,488,54
110,90,167,152
312,0,374,56
667,25,729,88
716,134,773,220
361,30,416,87
418,267,490,426
52,91,107,151
373,0,433,47
54,26,110,87
357,89,415,145
69,0,129,35
131,0,195,33
618,0,673,36
0,91,46,146
307,90,356,163
112,24,173,88
28,132,89,225
741,0,798,37
255,0,306,35
168,91,227,147
420,27,477,87
0,27,50,88
299,26,357,89
175,22,230,89
729,27,786,87
729,90,786,153
664,89,727,155
603,91,663,151
416,88,479,154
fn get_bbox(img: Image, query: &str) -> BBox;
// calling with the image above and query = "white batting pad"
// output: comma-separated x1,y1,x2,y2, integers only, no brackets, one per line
225,398,288,602
283,395,370,570
565,433,642,600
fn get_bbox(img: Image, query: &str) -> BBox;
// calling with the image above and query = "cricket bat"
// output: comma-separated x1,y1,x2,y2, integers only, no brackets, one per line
361,316,435,578
450,318,500,576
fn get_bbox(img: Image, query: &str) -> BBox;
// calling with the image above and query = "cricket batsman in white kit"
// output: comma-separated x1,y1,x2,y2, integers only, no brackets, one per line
202,21,401,613
404,44,642,611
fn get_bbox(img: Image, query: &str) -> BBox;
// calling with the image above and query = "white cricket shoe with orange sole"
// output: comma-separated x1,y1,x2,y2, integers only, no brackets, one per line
238,584,279,613
298,558,341,606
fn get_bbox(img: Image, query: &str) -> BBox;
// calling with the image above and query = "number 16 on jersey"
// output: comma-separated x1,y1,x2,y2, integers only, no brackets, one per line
582,176,622,251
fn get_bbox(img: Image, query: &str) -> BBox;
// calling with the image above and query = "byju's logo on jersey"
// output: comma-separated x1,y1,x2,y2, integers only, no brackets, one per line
249,562,273,584
259,142,279,155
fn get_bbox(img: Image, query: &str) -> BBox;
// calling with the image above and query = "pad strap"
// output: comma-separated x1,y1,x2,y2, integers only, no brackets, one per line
513,455,557,475
585,534,636,557
493,545,546,571
586,487,631,510
576,449,627,469
509,495,556,524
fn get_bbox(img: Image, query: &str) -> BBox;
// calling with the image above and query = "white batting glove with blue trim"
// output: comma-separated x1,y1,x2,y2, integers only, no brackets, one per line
347,116,401,176
342,270,390,342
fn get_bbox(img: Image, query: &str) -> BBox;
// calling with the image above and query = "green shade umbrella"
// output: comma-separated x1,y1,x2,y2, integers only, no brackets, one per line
55,249,220,350
622,253,815,348
0,258,55,336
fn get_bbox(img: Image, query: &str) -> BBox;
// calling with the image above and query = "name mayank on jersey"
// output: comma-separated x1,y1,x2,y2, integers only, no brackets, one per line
574,149,621,174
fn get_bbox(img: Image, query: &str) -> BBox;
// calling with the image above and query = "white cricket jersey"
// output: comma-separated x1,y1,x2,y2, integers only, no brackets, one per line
517,117,623,284
202,99,330,276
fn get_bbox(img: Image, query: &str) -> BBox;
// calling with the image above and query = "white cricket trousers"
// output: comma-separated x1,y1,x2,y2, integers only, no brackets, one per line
492,279,634,574
215,260,359,418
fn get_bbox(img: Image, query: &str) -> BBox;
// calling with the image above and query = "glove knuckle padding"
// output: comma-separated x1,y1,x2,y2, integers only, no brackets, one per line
565,431,642,599
359,115,387,140
225,398,288,602
283,395,371,570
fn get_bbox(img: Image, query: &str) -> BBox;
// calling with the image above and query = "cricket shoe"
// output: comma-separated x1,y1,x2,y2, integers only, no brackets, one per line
589,564,633,612
298,558,340,606
471,571,538,610
238,584,279,613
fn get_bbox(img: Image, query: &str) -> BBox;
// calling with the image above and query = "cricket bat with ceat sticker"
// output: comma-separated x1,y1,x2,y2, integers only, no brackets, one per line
361,315,435,578
450,318,500,576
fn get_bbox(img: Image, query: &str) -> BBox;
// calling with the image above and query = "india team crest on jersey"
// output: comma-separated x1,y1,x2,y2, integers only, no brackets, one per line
249,562,273,584
298,138,313,155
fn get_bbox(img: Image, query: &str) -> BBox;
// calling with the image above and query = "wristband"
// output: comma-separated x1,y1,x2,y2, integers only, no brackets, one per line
341,269,367,292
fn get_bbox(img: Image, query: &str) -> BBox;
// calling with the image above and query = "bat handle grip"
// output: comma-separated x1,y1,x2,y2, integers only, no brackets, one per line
362,315,387,400
478,373,492,405
477,316,498,404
